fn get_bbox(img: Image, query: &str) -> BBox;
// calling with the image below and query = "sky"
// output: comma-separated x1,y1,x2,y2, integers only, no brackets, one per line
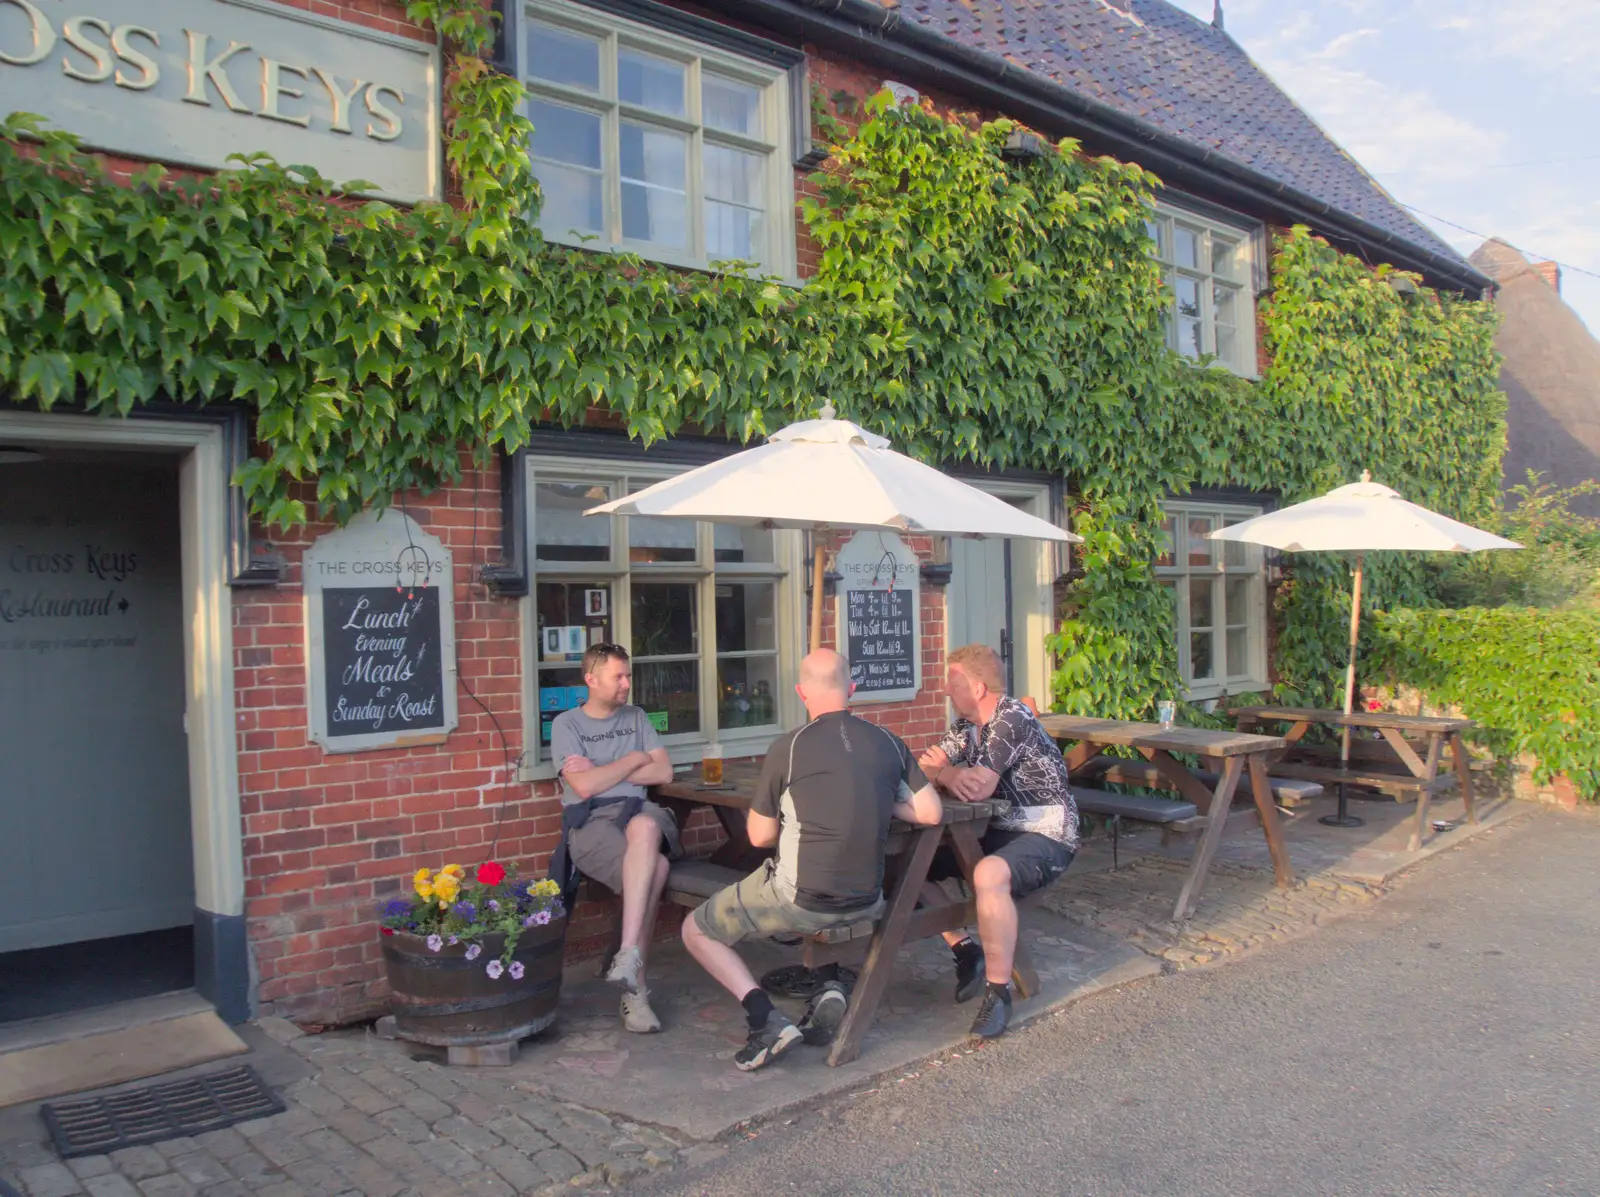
1166,0,1600,333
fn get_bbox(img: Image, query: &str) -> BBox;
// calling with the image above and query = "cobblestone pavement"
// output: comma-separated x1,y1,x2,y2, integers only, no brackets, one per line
0,1021,683,1197
1041,853,1384,969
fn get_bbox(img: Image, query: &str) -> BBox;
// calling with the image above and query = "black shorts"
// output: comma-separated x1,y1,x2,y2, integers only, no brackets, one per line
929,828,1075,899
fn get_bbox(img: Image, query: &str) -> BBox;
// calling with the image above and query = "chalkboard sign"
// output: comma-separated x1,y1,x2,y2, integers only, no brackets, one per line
322,588,445,739
845,588,916,695
304,511,457,752
835,530,922,703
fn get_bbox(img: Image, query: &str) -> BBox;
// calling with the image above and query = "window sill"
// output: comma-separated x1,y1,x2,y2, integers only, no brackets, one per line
519,725,786,785
1181,679,1269,705
533,229,803,289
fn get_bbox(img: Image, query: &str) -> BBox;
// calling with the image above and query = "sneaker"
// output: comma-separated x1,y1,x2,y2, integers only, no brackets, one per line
797,982,848,1046
605,945,642,994
954,948,987,1005
968,986,1012,1040
620,988,661,1034
733,1011,802,1071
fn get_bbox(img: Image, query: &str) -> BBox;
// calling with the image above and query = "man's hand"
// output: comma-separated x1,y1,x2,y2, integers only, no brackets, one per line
947,764,1001,803
564,756,595,774
918,745,951,776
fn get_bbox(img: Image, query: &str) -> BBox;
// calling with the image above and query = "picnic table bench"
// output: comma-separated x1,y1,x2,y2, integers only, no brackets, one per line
1230,705,1480,851
652,762,1006,1068
1039,714,1294,919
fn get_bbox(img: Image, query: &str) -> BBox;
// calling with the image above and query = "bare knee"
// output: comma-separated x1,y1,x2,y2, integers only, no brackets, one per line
973,856,1013,895
625,814,662,848
681,909,703,945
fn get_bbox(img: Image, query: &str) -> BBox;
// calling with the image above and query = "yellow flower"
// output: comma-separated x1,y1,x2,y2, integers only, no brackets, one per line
413,869,434,899
535,879,560,897
432,872,461,903
441,863,466,879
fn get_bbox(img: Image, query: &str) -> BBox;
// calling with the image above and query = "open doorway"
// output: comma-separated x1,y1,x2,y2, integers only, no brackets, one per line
0,454,195,1024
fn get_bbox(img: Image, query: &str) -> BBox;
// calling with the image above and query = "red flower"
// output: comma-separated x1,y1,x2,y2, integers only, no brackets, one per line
1367,700,1382,712
477,861,507,886
381,928,394,936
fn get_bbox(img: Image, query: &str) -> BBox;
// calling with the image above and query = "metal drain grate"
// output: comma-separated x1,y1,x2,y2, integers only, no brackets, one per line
41,1065,285,1158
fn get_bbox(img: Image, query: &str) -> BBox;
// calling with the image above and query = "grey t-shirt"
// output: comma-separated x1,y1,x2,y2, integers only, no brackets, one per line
550,704,664,806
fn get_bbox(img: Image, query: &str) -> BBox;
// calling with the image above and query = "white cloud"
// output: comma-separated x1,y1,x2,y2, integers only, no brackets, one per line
1423,0,1600,89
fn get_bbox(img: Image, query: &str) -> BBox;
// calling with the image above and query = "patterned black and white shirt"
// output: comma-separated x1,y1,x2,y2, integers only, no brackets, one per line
936,695,1079,851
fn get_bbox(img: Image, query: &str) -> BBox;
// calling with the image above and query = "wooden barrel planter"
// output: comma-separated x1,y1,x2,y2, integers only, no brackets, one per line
381,915,567,1047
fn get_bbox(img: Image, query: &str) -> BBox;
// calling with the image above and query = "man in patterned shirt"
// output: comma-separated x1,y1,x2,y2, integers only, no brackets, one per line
919,643,1078,1039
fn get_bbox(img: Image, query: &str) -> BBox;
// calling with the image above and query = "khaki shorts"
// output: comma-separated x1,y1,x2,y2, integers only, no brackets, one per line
568,800,681,893
691,860,885,947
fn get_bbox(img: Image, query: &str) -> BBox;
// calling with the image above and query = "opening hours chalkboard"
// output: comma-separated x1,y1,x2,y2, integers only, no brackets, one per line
834,530,921,703
303,511,457,752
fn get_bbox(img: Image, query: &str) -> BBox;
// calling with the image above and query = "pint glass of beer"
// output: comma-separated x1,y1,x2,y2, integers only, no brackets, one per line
702,741,724,786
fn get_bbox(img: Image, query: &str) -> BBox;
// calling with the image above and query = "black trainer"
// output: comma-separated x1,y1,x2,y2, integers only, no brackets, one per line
734,1011,803,1071
797,981,848,1046
954,948,987,1005
968,985,1012,1040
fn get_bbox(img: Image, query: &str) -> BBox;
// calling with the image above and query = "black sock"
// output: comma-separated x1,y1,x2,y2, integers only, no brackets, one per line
741,988,775,1029
987,980,1011,1001
951,936,981,963
815,962,840,984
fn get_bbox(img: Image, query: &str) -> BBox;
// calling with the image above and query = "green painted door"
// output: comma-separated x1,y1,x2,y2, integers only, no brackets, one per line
0,459,193,953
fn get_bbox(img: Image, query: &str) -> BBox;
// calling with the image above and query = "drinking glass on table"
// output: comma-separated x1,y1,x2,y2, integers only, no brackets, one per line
701,741,724,786
1157,700,1176,730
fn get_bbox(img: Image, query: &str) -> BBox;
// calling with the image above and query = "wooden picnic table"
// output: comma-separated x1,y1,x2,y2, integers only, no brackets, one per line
652,761,1004,1067
1230,705,1478,851
1038,713,1294,918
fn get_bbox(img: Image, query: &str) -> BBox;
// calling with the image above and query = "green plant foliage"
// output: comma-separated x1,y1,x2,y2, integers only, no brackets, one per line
1371,607,1600,799
1432,472,1600,609
0,2,1510,734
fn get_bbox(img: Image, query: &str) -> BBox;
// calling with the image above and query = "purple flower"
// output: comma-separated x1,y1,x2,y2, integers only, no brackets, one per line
426,934,443,953
465,943,482,961
447,934,459,946
509,961,525,980
452,901,476,922
532,910,552,926
486,960,505,979
522,914,536,929
486,899,500,912
380,898,413,918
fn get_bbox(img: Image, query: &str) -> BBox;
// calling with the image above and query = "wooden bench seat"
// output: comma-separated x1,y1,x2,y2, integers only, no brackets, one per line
1072,785,1198,824
1286,740,1494,772
663,859,876,945
1081,757,1325,806
1267,760,1456,799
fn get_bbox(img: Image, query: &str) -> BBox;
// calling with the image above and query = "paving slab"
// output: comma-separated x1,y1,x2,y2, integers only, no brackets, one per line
356,911,1156,1142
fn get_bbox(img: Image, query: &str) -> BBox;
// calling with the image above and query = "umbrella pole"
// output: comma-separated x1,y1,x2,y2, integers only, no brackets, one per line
1321,551,1367,829
809,539,826,654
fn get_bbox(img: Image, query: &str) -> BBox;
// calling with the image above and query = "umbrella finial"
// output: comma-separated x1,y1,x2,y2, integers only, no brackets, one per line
818,400,836,421
1360,468,1371,483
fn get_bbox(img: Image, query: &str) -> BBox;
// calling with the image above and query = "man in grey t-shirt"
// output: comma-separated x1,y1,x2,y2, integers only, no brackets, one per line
549,644,676,1033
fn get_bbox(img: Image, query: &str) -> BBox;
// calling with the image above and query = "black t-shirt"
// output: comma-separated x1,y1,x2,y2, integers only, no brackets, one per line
753,710,929,913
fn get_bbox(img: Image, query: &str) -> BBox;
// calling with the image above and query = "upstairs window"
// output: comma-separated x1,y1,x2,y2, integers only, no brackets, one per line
1147,204,1258,377
524,0,796,276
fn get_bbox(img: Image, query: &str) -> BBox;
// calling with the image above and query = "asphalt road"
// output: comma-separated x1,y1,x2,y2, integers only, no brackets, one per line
632,810,1600,1197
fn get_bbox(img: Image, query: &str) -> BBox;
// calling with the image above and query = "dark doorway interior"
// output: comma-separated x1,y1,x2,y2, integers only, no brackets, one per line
0,925,195,1025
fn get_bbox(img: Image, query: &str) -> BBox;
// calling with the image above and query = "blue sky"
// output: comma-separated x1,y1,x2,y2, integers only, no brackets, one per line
1166,0,1600,333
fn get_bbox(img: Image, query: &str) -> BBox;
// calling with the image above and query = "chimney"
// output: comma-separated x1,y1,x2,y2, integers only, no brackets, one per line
1534,260,1561,294
1213,1,1224,30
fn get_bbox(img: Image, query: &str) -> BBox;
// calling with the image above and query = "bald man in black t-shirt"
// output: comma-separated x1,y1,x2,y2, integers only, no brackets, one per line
681,649,943,1072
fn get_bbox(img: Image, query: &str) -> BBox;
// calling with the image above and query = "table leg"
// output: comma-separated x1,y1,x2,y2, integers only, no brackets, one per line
1408,734,1445,852
1173,756,1243,920
1247,753,1294,889
828,823,942,1068
1450,732,1478,825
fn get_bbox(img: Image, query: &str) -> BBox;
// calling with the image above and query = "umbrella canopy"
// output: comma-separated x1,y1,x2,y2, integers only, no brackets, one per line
1207,475,1521,554
587,404,1078,649
1208,471,1520,828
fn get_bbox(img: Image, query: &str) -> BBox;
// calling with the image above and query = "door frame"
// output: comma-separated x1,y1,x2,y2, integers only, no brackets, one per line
0,409,248,1021
942,477,1056,707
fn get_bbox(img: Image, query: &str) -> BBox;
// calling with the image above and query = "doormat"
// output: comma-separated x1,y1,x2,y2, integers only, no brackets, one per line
40,1064,283,1158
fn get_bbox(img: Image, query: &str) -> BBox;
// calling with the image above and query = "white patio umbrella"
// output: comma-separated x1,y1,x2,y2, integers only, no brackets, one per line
587,403,1078,652
1209,470,1520,826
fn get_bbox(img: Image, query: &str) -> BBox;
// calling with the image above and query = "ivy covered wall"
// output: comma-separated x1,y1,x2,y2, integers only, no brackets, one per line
0,7,1506,724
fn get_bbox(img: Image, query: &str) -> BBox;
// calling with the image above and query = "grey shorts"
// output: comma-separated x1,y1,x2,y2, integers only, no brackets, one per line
568,800,681,893
691,861,885,947
931,829,1074,899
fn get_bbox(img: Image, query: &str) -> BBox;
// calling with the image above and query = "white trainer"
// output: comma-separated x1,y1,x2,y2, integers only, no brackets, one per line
606,945,643,994
621,988,661,1034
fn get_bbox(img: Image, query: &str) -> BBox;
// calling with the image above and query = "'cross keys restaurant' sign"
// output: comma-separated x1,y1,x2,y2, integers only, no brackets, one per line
303,510,456,753
0,0,440,202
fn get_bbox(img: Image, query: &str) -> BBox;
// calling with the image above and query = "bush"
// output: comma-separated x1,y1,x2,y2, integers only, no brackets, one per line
1431,473,1600,609
1371,607,1600,800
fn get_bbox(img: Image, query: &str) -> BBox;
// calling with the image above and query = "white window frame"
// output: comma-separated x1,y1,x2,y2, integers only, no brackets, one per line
1156,500,1269,701
522,0,797,278
519,453,806,781
1147,200,1258,378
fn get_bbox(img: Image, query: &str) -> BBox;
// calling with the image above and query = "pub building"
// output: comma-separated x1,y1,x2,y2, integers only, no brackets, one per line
0,0,1489,1031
